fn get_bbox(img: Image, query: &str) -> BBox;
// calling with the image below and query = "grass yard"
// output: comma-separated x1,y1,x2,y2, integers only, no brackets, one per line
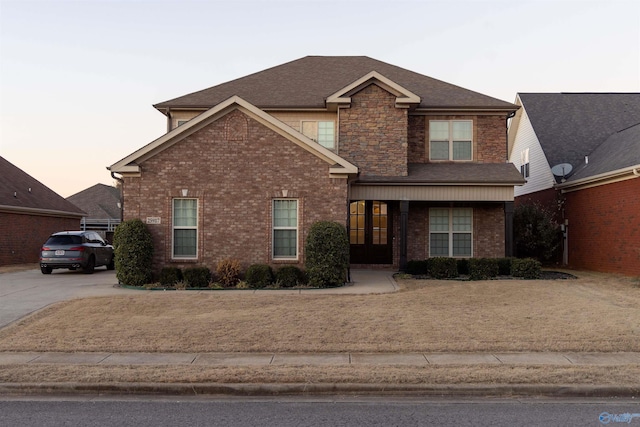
0,270,638,354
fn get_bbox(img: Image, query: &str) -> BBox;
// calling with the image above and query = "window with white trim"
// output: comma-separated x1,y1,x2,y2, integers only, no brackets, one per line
172,198,198,258
520,148,530,178
301,121,335,149
429,208,472,257
177,120,189,127
273,199,298,259
429,120,473,161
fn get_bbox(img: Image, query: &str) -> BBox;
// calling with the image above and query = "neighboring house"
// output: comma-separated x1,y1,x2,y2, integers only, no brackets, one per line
0,156,85,266
109,56,524,273
508,93,640,275
67,183,122,242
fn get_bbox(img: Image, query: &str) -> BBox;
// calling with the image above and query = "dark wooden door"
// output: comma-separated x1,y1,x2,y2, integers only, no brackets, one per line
349,200,392,264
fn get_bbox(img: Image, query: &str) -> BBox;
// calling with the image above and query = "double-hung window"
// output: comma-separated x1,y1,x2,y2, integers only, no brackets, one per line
429,208,472,257
520,148,530,178
429,120,473,161
173,198,197,258
301,121,335,149
273,199,298,259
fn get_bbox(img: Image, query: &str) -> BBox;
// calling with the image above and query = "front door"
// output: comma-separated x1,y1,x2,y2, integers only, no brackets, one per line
349,200,392,264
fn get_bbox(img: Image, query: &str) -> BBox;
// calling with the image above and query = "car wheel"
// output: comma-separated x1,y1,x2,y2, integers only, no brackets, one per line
41,266,52,275
106,256,115,270
83,256,95,274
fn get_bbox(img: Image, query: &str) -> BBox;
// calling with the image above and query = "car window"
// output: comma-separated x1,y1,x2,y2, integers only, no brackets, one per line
45,235,82,245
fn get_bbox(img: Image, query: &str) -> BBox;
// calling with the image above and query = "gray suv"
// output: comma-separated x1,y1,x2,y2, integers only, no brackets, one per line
40,231,115,274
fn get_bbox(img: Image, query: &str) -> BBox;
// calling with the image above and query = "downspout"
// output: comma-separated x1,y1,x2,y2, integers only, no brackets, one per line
110,171,125,222
634,168,640,177
505,110,517,257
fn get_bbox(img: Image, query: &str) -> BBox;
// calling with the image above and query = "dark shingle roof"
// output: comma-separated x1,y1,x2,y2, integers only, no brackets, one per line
0,156,85,215
154,56,517,111
568,123,640,181
67,184,121,219
356,163,525,185
519,93,640,177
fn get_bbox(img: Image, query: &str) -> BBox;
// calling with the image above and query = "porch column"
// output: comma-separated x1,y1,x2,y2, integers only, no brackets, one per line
400,200,409,271
504,201,514,257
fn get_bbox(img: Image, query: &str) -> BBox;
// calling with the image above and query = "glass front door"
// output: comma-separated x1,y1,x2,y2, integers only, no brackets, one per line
349,200,392,264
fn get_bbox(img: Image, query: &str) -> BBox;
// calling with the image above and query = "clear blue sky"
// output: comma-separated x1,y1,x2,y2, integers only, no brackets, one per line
1,0,639,197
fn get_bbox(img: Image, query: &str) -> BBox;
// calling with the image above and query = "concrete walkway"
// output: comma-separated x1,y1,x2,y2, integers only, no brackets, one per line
2,351,639,366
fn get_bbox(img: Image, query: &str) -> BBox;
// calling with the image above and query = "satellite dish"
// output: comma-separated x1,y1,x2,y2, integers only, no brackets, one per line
551,163,573,178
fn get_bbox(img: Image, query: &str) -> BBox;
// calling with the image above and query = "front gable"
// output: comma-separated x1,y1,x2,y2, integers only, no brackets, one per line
326,71,420,109
109,96,357,177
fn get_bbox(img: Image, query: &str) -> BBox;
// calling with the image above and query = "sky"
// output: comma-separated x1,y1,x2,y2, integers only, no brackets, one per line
1,0,639,198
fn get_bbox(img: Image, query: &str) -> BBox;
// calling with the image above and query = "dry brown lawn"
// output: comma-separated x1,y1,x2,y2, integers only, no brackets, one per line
2,364,639,386
0,270,639,354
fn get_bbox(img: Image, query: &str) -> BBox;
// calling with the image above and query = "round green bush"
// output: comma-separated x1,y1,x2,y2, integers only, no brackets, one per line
113,219,154,287
159,267,182,286
275,266,306,288
183,267,211,288
245,264,274,289
305,221,349,288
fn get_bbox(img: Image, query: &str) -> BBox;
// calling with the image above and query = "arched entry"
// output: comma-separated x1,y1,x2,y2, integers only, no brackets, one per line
349,200,392,264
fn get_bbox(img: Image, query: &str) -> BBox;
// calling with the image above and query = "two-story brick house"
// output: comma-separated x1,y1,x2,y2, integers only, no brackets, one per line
109,56,524,273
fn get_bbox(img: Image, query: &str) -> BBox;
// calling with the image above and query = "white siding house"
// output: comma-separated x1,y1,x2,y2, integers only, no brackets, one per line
508,95,555,197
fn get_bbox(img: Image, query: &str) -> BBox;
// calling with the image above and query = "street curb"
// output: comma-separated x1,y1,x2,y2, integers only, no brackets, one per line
1,382,638,397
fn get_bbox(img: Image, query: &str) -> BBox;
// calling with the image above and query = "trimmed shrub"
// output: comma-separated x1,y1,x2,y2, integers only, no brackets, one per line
305,221,349,288
216,259,241,288
469,258,499,280
245,264,274,289
159,267,182,286
497,258,513,276
113,219,154,287
406,260,429,275
183,267,211,288
512,257,542,279
427,257,458,279
275,266,306,288
456,259,470,276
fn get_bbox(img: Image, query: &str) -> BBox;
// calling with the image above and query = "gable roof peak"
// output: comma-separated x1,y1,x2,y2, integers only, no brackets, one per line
154,56,517,112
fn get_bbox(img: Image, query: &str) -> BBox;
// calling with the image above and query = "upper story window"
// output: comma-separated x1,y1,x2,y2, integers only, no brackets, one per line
302,121,335,149
429,120,473,161
520,148,530,178
177,120,189,127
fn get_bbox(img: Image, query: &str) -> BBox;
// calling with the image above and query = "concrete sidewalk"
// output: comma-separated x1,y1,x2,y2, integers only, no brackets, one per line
2,351,640,366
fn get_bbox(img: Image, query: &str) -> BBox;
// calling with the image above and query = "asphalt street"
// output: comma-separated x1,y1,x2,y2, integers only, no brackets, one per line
1,396,639,427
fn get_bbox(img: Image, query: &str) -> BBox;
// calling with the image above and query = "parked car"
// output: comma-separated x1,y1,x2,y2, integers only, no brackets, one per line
40,231,114,274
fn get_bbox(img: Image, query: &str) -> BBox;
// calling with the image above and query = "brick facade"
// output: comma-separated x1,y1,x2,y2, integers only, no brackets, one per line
123,109,347,272
0,212,79,265
564,178,640,276
403,202,506,261
339,84,408,176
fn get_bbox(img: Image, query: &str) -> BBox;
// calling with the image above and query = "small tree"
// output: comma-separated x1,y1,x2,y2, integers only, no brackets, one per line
514,203,562,263
305,221,349,288
113,219,154,286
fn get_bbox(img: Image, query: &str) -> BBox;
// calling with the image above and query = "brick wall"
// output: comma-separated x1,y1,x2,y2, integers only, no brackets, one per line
0,212,79,265
473,204,506,258
408,115,426,163
564,178,640,276
402,202,505,261
423,115,507,164
476,115,507,163
339,84,408,176
123,109,348,273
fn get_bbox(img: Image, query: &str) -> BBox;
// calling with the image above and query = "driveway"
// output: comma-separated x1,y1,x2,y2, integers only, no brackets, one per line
0,267,130,329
